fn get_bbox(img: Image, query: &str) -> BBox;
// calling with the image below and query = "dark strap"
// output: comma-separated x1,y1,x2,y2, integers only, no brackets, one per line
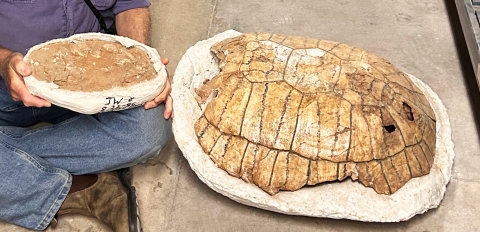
83,0,110,33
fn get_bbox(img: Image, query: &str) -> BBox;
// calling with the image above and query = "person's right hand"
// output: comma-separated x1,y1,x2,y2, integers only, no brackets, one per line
0,52,50,107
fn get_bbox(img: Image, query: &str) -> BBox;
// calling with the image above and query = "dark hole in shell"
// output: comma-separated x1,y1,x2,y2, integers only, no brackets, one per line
383,125,396,133
402,102,414,121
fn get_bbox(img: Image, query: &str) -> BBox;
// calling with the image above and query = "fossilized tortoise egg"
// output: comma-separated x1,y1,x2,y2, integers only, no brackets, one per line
194,32,436,195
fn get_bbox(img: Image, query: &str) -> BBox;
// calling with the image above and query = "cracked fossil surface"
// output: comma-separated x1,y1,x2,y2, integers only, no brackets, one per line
27,40,157,92
193,32,437,195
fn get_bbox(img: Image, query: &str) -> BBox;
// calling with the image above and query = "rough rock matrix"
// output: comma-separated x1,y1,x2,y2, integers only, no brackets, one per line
27,40,157,92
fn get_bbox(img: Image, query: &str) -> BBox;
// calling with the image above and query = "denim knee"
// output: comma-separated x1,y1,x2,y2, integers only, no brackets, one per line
115,105,172,164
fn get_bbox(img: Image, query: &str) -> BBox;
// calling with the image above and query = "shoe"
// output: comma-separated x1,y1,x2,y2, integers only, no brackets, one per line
57,168,141,232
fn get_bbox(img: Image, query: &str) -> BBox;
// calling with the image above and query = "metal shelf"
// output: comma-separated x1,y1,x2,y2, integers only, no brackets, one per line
456,0,480,87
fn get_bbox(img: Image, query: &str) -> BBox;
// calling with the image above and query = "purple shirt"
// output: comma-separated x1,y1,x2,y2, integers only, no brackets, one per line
0,0,151,55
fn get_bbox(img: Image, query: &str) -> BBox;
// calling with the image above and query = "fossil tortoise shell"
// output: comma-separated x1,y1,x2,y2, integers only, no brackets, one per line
194,32,436,195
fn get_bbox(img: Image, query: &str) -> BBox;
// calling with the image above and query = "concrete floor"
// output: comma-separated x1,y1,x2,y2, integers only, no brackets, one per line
2,0,480,231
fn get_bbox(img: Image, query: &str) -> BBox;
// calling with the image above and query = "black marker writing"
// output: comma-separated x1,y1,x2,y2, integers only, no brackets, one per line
101,96,139,112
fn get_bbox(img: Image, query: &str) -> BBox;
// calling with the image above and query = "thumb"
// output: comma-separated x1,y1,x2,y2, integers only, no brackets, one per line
8,53,32,77
14,59,32,77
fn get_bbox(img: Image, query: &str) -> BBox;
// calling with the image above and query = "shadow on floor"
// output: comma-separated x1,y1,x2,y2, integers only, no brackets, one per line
445,0,480,142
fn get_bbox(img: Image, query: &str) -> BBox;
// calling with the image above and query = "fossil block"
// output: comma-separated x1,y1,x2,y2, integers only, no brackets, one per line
24,33,167,114
171,30,454,222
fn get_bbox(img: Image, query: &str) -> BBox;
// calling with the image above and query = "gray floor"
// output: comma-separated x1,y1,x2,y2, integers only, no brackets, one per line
2,0,480,231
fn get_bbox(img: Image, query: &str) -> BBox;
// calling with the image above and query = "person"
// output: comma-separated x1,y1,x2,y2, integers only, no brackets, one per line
0,0,173,231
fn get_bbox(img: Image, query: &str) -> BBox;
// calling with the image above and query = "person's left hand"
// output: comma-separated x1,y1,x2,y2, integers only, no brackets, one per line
144,57,173,119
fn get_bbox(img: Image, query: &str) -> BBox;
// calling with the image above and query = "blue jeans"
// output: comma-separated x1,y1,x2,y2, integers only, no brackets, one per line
0,87,172,230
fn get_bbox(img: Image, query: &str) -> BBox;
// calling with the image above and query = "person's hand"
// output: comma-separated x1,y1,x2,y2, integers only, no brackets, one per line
0,52,51,107
144,57,173,119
